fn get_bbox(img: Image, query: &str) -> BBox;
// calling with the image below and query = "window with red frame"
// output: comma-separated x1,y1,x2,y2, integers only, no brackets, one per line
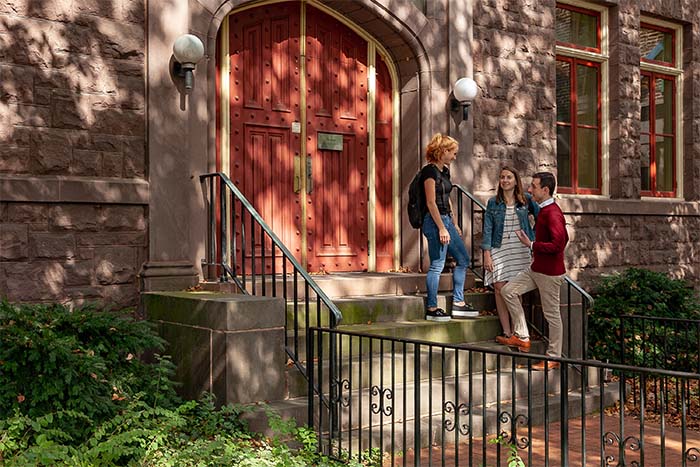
556,4,602,194
640,24,677,197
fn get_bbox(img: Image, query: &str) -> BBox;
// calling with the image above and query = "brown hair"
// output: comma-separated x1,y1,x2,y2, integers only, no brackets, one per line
533,171,556,195
425,133,458,163
496,166,526,205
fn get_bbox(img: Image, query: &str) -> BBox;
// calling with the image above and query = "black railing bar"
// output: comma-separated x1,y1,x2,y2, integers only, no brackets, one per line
543,361,549,467
452,184,486,211
621,314,700,325
260,228,266,295
241,204,246,289
307,328,315,434
231,196,238,280
206,178,216,270
251,217,256,295
219,180,229,282
221,263,246,294
560,362,569,467
271,244,276,298
200,172,342,325
564,276,594,305
402,342,407,467
640,373,646,466
309,327,700,379
413,343,421,467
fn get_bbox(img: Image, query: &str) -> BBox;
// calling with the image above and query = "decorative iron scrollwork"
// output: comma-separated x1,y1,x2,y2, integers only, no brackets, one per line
443,400,470,436
498,411,530,450
603,431,641,467
329,378,351,407
686,447,700,463
370,385,393,416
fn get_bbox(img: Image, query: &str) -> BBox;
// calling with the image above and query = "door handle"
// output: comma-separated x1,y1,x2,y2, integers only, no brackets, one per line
294,155,301,193
306,157,313,194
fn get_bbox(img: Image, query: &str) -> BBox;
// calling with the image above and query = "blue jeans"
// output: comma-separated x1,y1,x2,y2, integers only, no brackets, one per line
422,213,470,308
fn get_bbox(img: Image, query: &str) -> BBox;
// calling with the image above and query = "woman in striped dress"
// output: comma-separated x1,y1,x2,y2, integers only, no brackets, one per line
481,167,539,341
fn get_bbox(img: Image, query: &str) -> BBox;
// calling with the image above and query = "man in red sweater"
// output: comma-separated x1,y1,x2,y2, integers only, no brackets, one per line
496,172,569,369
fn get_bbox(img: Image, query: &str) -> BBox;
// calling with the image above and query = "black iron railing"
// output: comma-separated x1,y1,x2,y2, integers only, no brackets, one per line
451,185,594,360
199,172,342,379
620,315,700,373
308,327,700,467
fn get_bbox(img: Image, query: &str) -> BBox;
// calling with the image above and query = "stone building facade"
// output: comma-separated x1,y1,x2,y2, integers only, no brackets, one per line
1,0,700,308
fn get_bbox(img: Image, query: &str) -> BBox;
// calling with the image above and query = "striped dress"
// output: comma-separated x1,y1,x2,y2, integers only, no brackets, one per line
485,205,532,286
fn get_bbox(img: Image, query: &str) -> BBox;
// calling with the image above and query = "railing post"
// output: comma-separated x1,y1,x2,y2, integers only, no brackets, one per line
620,316,626,366
219,180,228,282
414,343,421,467
308,327,315,429
560,361,569,467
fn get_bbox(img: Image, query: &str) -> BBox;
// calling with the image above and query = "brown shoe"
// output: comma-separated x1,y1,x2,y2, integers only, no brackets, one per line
495,334,531,352
531,361,560,371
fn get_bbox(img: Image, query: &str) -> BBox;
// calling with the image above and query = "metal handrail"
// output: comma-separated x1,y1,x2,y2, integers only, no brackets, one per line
199,172,342,380
308,325,700,466
450,184,594,359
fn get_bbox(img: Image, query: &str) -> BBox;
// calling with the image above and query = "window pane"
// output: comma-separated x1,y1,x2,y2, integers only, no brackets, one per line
556,61,571,123
556,7,598,49
641,26,673,64
576,64,598,126
655,78,674,134
577,127,598,189
656,136,674,192
557,125,572,188
641,134,650,191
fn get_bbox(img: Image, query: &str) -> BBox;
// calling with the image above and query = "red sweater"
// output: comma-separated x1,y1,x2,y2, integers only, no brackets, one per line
531,202,568,276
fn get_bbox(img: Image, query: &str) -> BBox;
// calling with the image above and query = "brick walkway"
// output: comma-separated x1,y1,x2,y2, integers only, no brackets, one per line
386,414,700,466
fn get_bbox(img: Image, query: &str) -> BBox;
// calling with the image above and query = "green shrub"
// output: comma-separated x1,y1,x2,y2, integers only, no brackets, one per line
0,301,373,466
0,301,180,443
588,268,700,365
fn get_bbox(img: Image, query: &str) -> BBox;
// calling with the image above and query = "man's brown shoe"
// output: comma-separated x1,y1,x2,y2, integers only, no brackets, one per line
495,334,531,352
531,361,559,371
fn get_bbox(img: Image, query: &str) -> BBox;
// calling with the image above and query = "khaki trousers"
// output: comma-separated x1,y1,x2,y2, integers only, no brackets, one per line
501,268,565,357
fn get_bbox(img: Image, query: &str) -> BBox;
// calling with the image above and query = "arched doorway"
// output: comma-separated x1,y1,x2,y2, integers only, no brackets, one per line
218,1,397,273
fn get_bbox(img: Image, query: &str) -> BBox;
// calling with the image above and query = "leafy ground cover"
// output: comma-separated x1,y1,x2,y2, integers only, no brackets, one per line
0,301,375,466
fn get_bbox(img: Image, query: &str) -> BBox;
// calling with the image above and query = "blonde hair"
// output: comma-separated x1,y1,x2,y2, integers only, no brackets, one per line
425,133,458,163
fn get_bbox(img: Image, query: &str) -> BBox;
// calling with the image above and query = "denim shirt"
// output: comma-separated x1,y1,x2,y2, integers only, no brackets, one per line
481,193,539,251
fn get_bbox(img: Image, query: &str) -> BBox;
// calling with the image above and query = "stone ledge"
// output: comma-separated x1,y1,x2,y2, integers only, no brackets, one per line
143,291,285,331
557,197,700,217
0,175,149,205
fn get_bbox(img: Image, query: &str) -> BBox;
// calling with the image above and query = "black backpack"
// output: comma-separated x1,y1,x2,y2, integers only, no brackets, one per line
408,167,443,229
407,171,425,228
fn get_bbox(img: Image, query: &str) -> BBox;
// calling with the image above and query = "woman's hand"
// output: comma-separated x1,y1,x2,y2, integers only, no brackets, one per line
454,224,462,236
484,251,494,272
439,227,450,244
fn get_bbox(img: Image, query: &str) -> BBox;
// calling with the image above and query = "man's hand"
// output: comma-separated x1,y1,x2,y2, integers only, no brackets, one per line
515,230,531,248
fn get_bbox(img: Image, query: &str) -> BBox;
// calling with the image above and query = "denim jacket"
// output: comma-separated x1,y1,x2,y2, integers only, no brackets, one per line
481,193,539,251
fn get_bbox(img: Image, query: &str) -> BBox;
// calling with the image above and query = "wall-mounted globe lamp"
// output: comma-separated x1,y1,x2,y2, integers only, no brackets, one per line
173,34,205,91
450,77,478,121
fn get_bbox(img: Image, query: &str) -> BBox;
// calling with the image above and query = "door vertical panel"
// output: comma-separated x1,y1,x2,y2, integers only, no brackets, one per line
229,3,302,273
306,7,368,272
375,55,394,271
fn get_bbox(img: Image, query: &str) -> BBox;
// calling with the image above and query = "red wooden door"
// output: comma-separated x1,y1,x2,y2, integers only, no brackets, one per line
375,54,394,271
305,8,369,272
229,3,302,272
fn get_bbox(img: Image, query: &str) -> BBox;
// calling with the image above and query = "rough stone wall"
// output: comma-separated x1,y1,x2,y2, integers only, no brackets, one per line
473,0,700,289
0,0,146,308
0,203,146,307
472,0,557,193
566,209,700,289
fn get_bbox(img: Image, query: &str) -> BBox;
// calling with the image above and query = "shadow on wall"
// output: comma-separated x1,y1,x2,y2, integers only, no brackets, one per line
563,199,700,289
0,0,165,309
